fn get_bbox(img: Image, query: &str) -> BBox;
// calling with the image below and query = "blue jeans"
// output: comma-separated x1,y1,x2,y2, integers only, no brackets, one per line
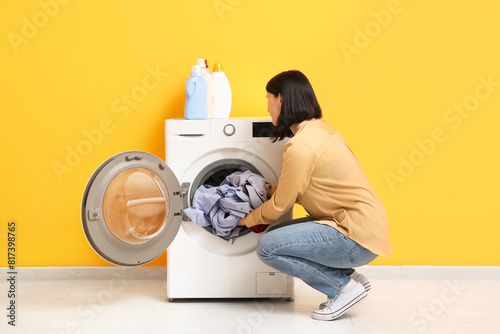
257,221,377,298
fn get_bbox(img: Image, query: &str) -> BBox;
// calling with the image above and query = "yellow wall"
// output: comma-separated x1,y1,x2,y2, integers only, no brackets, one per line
1,0,499,267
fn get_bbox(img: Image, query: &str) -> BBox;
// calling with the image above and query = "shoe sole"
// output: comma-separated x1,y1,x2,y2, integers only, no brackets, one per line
313,290,367,321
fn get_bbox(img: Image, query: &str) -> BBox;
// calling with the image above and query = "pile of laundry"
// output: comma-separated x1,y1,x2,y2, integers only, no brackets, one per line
184,168,269,242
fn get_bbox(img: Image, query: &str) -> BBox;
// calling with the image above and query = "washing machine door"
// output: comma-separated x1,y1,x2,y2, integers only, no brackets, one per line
81,151,183,266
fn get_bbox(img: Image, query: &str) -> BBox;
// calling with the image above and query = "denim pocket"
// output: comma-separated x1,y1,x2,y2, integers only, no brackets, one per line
348,243,378,266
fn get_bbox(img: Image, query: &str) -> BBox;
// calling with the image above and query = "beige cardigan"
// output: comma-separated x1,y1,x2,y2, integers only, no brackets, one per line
244,119,392,257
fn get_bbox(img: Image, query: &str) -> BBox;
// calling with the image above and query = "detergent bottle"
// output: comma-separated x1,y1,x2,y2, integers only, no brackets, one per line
184,65,208,120
197,58,214,119
212,63,232,118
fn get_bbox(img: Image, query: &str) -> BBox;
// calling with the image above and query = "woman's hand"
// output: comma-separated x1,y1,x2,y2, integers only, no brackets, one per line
237,218,246,226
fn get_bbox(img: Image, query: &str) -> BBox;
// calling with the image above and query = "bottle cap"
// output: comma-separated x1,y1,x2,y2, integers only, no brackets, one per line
191,65,202,76
213,63,224,72
197,59,207,68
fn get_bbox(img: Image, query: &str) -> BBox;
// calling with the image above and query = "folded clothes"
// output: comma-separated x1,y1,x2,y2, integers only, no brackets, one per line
184,168,268,242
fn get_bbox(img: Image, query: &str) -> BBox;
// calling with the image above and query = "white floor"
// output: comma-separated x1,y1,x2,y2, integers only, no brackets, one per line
1,266,499,334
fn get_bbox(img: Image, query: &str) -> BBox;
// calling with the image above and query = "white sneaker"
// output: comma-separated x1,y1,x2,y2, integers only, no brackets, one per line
351,271,371,292
319,271,370,309
312,281,367,321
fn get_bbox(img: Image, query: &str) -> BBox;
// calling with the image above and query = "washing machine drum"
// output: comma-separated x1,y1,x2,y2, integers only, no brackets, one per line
81,151,183,266
188,158,263,238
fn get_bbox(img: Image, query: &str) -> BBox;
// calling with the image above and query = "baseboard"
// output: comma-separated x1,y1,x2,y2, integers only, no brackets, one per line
2,265,499,282
358,265,500,280
2,266,167,282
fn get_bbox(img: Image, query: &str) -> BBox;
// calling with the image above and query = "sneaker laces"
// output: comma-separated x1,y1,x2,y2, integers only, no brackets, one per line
325,295,337,307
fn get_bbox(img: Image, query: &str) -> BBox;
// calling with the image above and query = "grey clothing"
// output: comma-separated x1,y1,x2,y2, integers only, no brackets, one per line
184,169,268,241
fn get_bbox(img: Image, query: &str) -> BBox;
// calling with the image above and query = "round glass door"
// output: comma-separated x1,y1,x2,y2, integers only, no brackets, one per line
81,151,182,266
103,168,169,244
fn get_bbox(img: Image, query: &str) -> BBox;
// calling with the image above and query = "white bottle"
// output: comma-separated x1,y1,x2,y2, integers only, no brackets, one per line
197,58,214,119
212,63,232,118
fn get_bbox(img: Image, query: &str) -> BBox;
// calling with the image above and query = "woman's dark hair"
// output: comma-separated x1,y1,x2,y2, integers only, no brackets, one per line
266,70,322,141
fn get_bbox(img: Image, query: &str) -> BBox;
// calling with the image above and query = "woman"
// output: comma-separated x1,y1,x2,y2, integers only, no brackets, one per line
237,70,392,321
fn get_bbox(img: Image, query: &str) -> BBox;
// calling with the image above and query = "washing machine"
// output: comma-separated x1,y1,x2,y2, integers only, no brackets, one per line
81,117,294,301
